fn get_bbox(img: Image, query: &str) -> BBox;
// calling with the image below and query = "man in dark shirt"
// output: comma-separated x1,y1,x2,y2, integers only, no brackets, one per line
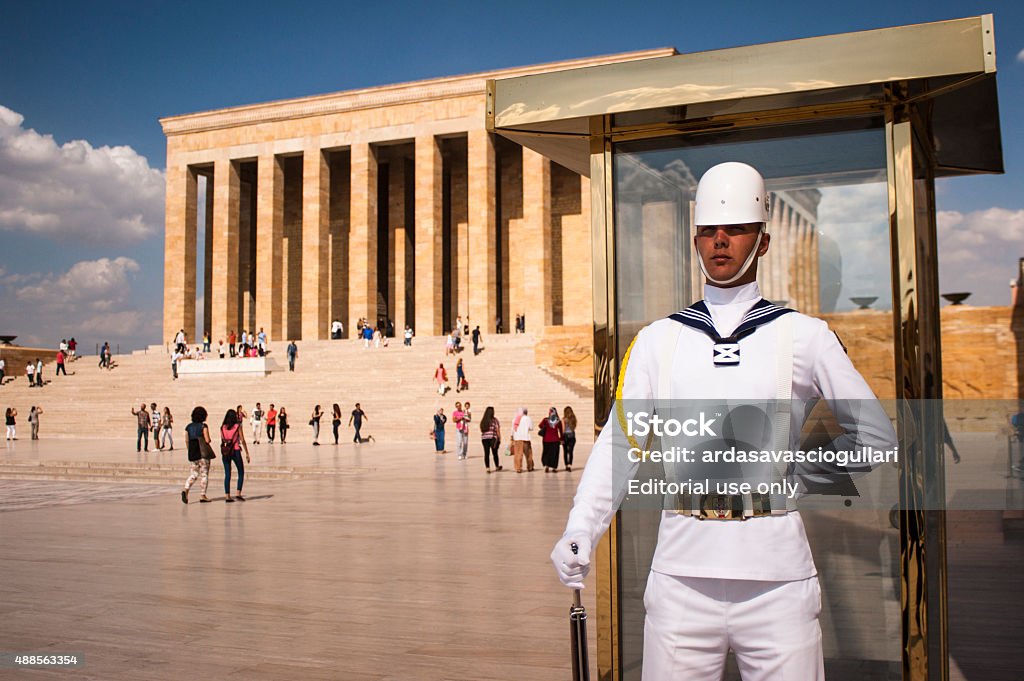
349,404,370,443
471,326,482,355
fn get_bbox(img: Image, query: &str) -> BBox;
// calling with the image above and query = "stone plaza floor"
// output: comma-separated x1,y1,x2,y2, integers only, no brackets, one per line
2,434,1022,680
0,438,597,680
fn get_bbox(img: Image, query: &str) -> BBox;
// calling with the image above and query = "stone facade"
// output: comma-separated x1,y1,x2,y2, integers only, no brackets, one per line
161,49,674,344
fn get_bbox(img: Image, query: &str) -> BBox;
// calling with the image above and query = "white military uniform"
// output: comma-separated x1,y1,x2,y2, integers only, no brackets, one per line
562,281,896,680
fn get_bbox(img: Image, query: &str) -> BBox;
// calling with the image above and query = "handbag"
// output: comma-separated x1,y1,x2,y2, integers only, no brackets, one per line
198,437,216,460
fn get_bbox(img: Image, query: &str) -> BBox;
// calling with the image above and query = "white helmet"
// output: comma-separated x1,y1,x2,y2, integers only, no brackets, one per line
694,162,770,285
694,162,770,226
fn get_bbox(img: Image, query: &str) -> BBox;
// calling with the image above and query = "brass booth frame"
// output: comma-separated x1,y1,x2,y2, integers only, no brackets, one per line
487,15,1002,681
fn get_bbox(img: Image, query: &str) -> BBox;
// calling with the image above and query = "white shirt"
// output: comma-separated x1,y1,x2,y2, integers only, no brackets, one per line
563,282,896,581
513,414,534,441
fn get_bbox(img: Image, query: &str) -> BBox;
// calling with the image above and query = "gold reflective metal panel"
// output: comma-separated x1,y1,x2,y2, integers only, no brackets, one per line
489,15,1002,681
492,16,992,130
887,107,949,681
590,115,621,680
486,16,1001,180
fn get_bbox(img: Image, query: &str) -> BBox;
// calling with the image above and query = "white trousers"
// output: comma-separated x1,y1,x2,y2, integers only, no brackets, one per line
642,571,824,681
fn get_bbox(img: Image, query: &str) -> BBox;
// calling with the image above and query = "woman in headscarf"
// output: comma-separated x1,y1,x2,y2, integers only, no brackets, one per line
540,406,564,473
433,407,447,453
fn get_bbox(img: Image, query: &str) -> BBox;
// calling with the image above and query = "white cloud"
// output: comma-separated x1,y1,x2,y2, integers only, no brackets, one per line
0,104,164,243
937,207,1024,305
0,256,156,350
15,257,141,312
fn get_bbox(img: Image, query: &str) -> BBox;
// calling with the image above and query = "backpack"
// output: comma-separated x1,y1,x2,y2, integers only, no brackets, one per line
220,425,239,457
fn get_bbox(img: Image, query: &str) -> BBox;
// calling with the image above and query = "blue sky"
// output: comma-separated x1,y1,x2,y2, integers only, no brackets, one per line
1,1,1022,351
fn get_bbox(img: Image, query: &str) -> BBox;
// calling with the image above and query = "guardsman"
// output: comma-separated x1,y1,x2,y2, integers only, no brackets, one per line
550,162,896,680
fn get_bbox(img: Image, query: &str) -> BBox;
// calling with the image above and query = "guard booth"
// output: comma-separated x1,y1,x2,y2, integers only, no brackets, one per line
488,16,1002,681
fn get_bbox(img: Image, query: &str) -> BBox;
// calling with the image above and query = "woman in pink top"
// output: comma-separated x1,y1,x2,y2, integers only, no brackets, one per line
434,363,448,395
220,409,250,502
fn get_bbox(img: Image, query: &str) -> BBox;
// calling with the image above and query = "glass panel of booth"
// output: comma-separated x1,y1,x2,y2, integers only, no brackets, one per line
610,116,901,680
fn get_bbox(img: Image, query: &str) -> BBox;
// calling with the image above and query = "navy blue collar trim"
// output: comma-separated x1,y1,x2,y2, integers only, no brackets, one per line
668,299,794,342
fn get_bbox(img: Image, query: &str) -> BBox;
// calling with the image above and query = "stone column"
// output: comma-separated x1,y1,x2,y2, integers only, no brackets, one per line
349,142,378,334
256,154,284,341
467,129,497,334
210,159,240,343
302,147,330,340
389,158,406,332
415,135,443,336
163,164,197,344
521,147,552,329
809,223,820,315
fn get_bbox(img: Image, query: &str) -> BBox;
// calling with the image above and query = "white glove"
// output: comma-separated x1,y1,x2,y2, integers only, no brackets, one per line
550,535,592,589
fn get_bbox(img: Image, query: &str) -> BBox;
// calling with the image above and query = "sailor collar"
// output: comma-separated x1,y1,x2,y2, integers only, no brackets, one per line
668,298,794,366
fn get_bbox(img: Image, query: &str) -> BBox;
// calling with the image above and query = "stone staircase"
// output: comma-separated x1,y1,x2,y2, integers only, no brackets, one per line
0,333,594,446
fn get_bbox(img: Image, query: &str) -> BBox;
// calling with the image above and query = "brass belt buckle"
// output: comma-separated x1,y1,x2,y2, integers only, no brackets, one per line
699,494,742,520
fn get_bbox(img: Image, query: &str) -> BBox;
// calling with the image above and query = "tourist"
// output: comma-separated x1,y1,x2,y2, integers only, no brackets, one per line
460,401,472,459
235,404,248,427
331,403,342,445
171,346,183,379
181,405,214,504
310,404,322,445
240,329,249,356
5,407,17,440
455,358,467,393
372,326,382,348
433,408,447,453
434,363,448,395
228,330,237,357
202,331,211,353
28,405,42,440
56,347,67,376
362,324,373,348
453,401,467,459
512,406,535,473
257,327,267,356
250,402,264,445
277,406,289,443
0,357,5,385
287,340,298,371
445,332,455,356
404,325,414,346
26,361,34,387
331,319,343,339
150,402,162,450
219,409,249,502
68,337,77,360
131,403,149,452
480,406,503,473
540,407,564,473
472,326,481,355
161,407,174,451
35,358,43,387
350,403,369,443
218,340,225,358
562,406,578,472
266,404,277,443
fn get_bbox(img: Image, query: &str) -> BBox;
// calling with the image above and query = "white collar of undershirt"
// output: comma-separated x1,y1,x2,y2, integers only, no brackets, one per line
703,281,761,306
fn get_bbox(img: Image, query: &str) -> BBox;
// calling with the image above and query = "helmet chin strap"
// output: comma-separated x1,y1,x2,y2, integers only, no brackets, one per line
698,226,765,286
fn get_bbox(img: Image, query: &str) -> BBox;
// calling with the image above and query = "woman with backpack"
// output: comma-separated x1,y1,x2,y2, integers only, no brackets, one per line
220,409,250,502
181,406,214,504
